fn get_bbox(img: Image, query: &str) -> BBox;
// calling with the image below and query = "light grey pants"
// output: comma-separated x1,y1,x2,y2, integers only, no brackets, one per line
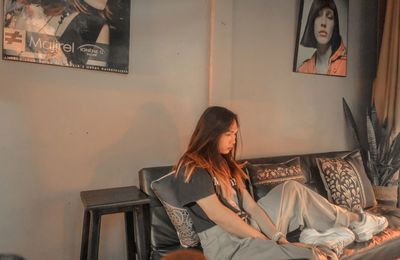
198,181,351,260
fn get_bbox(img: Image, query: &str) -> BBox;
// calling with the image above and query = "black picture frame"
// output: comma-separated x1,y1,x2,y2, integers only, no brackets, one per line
293,0,349,77
2,0,130,74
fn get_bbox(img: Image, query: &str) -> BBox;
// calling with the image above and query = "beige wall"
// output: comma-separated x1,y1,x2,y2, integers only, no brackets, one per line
0,0,377,259
233,0,378,157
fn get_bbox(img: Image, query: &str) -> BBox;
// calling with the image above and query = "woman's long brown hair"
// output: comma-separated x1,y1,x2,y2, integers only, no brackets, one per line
175,106,248,200
23,0,112,19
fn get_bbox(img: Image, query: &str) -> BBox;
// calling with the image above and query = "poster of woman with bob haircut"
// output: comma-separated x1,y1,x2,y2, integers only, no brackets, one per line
293,0,348,77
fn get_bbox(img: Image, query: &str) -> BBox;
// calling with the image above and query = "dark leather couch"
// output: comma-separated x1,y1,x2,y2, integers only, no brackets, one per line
139,151,400,260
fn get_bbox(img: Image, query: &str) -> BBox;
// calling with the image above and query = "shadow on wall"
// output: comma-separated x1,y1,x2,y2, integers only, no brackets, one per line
355,0,377,103
91,103,181,188
78,103,181,258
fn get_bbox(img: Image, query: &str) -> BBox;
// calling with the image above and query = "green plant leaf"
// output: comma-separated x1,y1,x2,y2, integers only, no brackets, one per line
377,130,386,164
370,103,380,144
388,132,400,163
340,99,400,186
380,121,391,165
380,167,390,186
381,167,400,186
366,111,378,163
379,136,400,185
367,151,379,185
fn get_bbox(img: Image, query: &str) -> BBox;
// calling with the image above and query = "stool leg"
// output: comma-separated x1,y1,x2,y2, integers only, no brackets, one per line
88,212,101,260
80,210,90,260
142,204,151,258
134,205,149,260
125,211,136,260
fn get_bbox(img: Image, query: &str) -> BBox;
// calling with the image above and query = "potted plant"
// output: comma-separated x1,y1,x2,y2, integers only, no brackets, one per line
342,98,400,206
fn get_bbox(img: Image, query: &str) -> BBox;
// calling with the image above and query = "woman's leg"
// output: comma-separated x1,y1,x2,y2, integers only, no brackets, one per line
257,180,351,234
198,224,329,260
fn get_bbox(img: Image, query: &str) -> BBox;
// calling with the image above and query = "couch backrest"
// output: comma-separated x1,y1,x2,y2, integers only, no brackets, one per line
241,150,349,200
138,165,181,258
138,150,349,258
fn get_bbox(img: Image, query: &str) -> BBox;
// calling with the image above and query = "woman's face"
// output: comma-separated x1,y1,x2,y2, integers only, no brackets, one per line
218,120,238,155
314,7,335,46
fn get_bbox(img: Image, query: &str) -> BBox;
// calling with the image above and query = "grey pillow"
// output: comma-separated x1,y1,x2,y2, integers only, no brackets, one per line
316,150,377,210
151,171,200,247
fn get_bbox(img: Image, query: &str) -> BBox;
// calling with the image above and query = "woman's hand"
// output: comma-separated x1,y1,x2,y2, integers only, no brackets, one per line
197,194,266,239
277,236,290,244
241,189,282,240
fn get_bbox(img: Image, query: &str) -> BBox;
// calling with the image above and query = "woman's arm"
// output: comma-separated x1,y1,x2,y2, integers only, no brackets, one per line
196,194,268,240
241,189,289,244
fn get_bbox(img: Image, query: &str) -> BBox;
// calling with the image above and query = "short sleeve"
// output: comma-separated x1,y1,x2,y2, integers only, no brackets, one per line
176,167,216,207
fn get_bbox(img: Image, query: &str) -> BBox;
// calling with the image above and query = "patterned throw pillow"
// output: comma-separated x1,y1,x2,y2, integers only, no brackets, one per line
316,150,376,210
151,172,200,247
246,157,306,201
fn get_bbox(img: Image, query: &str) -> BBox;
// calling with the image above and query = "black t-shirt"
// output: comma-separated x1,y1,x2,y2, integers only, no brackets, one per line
174,166,217,233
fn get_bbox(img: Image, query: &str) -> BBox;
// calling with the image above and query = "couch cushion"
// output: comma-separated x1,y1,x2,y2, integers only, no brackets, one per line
316,150,376,210
245,157,306,201
151,172,200,248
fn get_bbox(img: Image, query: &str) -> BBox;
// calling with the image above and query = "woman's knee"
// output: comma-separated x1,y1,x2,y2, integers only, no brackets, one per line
283,180,303,190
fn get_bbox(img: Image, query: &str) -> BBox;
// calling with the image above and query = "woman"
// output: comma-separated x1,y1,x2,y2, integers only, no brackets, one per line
298,0,347,76
173,106,387,260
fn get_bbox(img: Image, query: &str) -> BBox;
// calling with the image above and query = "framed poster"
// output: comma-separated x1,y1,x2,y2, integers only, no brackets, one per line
293,0,348,77
3,0,130,74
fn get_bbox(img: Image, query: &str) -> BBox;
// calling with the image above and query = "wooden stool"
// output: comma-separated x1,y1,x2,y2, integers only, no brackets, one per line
80,186,150,260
